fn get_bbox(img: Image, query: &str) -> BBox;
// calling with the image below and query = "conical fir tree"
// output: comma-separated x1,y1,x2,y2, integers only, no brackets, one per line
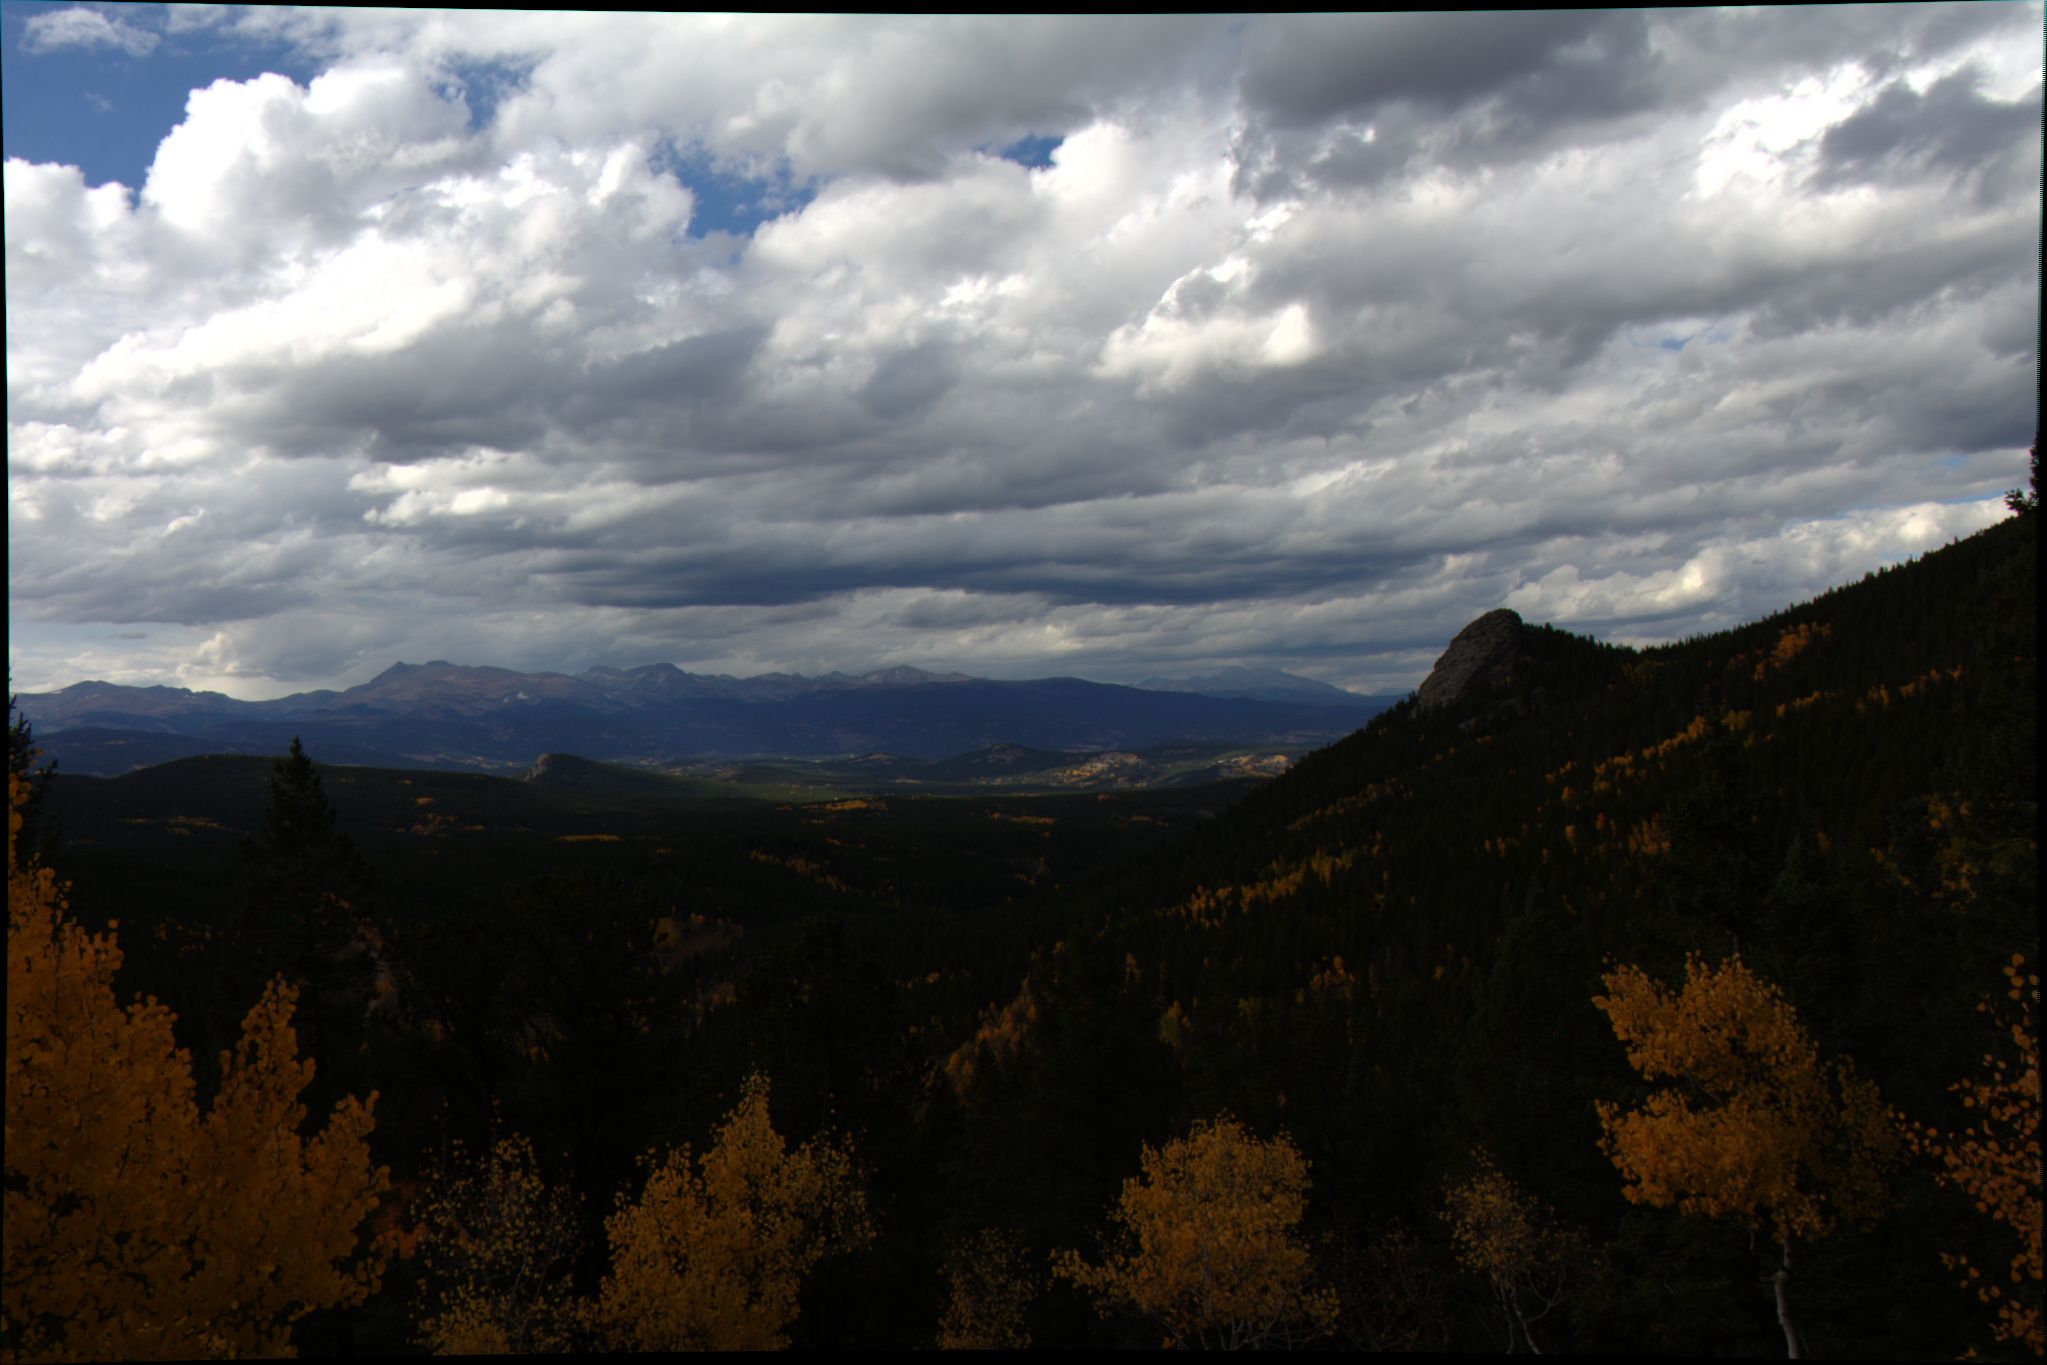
236,738,379,1113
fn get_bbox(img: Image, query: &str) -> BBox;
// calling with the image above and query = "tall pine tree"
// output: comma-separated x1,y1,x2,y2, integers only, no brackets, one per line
6,684,56,870
237,737,379,1116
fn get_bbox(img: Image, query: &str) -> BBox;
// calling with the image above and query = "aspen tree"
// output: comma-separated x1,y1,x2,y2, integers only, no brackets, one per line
589,1073,871,1351
1593,954,1897,1358
1055,1114,1338,1349
1441,1148,1583,1353
4,775,388,1361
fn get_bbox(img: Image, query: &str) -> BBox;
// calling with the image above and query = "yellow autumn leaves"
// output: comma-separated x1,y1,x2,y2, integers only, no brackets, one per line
5,774,389,1362
1594,951,2042,1359
1056,1115,1338,1350
405,1074,871,1355
1907,953,2042,1357
590,1073,872,1351
1592,953,1896,1243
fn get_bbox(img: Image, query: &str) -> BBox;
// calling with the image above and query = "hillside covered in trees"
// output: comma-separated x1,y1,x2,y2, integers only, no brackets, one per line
6,506,2037,1358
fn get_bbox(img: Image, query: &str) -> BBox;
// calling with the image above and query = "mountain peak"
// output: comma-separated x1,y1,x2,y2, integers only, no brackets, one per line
1136,666,1377,706
366,660,441,684
858,665,973,687
1416,609,1528,713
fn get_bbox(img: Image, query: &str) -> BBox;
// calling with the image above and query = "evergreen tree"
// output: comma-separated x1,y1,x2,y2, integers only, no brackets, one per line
6,685,56,870
236,737,379,1116
2004,437,2038,516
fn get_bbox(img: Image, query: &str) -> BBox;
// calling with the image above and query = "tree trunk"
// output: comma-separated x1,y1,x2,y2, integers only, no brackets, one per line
1495,1283,1520,1352
1510,1292,1545,1354
1773,1235,1804,1359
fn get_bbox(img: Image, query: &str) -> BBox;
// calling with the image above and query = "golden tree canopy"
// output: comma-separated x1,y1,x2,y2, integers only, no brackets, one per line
1593,952,1896,1244
4,774,389,1362
589,1072,872,1351
1055,1114,1338,1350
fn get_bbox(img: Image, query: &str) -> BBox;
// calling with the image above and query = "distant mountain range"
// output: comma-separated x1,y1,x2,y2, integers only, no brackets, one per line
1134,665,1384,706
14,661,1396,776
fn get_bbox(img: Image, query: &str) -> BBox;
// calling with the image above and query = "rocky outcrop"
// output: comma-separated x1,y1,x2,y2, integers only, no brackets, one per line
1416,609,1528,714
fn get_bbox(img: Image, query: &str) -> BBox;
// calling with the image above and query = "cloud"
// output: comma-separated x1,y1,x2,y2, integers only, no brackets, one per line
21,6,159,57
1241,10,1659,132
1502,500,2012,635
5,9,2040,700
1811,66,2043,198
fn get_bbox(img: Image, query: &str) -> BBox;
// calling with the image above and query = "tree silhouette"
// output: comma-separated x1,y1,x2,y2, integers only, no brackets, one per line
5,685,55,870
2005,437,2039,517
236,738,378,1113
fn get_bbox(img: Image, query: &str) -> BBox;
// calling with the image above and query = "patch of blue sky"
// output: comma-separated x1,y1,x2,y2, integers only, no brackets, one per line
990,132,1062,169
1,1,319,194
1621,318,1737,354
431,53,538,135
649,138,819,241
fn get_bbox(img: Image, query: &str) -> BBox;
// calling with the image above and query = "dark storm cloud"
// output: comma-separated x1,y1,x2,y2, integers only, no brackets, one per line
858,343,961,421
1813,66,2043,192
1233,6,2039,199
227,331,561,462
1241,11,1640,128
1233,11,1667,196
584,328,770,410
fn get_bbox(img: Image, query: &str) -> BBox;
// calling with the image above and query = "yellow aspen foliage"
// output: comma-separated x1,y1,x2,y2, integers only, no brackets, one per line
943,975,1038,1095
588,1073,872,1351
411,1131,584,1355
935,1228,1038,1350
1593,954,1897,1357
4,774,389,1362
1054,1114,1339,1350
1157,1000,1190,1053
1905,953,2042,1357
1593,954,1896,1242
1753,622,1831,681
1440,1148,1584,1354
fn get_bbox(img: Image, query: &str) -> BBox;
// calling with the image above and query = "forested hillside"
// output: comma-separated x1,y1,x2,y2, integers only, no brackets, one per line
7,511,2036,1358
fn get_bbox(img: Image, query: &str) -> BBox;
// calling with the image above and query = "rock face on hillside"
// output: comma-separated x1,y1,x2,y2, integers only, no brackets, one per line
1416,609,1528,713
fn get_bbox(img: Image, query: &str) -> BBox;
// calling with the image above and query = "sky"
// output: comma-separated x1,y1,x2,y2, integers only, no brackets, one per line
5,6,2041,701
